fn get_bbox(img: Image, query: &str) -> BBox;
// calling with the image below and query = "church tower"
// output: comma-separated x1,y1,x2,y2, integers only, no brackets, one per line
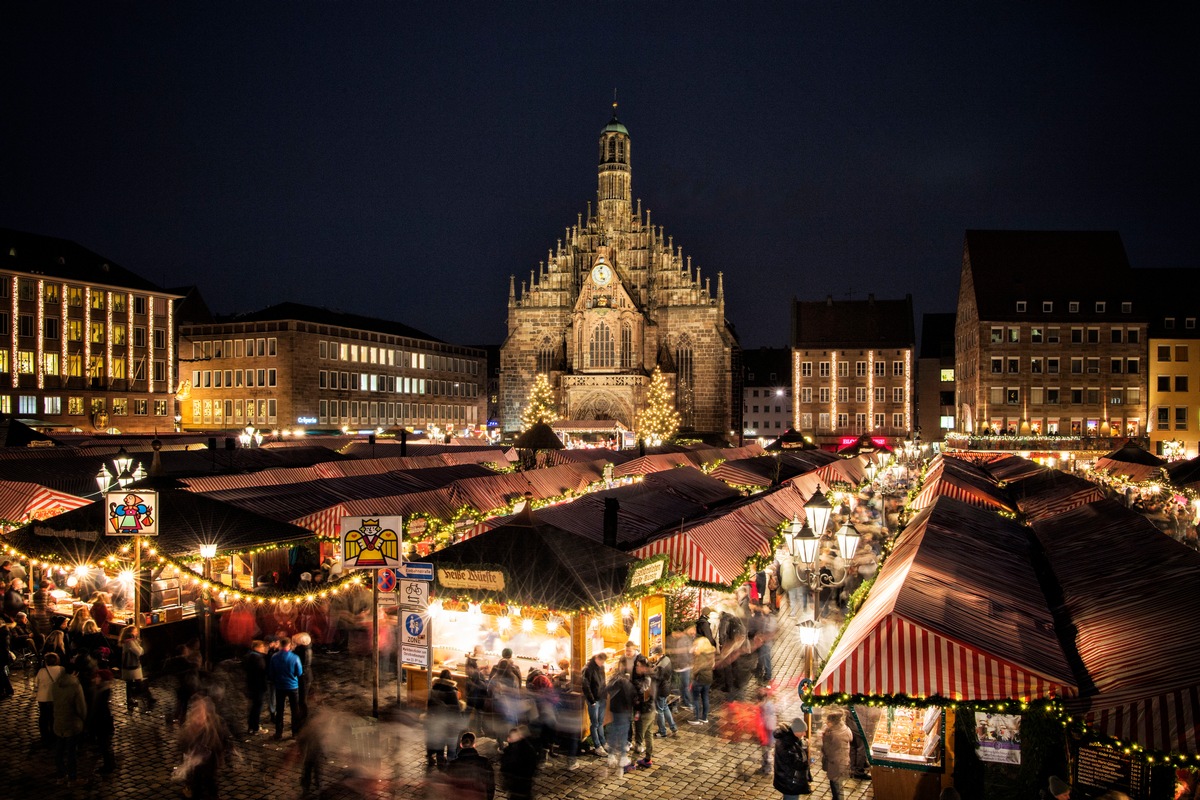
597,102,632,223
500,106,739,441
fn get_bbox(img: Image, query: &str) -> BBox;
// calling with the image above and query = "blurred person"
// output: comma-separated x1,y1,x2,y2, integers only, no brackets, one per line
35,652,65,747
79,619,108,660
464,645,490,731
241,640,269,734
292,631,314,722
631,653,656,770
66,606,91,651
666,624,694,709
176,695,230,800
11,610,37,654
650,645,676,738
269,635,303,739
773,718,811,800
0,619,13,698
688,636,715,724
582,651,608,754
118,626,155,714
554,665,585,770
1042,776,1072,800
488,647,524,735
426,668,464,768
617,640,639,677
821,710,853,800
444,731,495,800
526,664,557,758
755,686,777,774
52,659,88,785
90,592,112,636
605,666,636,773
43,628,68,665
3,577,26,619
87,668,116,775
297,702,329,794
165,642,201,724
500,725,539,800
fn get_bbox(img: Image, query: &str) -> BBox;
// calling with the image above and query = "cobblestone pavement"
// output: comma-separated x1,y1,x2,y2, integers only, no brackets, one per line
0,611,875,800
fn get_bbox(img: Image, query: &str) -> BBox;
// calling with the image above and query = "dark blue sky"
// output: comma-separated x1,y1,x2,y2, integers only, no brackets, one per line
3,3,1196,347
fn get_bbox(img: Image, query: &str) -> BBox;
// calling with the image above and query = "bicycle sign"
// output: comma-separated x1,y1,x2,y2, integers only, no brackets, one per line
400,579,428,609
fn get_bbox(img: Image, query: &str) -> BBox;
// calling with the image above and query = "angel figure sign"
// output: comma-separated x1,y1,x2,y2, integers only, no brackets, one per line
340,516,402,570
106,491,159,536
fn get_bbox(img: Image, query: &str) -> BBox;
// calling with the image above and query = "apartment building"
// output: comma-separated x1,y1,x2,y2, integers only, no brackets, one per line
1146,270,1200,458
742,347,792,441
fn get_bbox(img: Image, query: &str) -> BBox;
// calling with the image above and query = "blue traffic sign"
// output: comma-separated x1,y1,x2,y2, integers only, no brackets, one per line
404,613,425,638
397,561,434,580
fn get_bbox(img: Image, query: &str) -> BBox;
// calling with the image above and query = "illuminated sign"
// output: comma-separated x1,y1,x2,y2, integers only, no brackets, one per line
296,416,318,425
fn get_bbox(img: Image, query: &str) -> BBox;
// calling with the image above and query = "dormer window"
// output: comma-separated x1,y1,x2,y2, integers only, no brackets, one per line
1042,301,1053,313
1187,318,1196,329
1096,301,1106,313
1166,318,1176,329
1068,301,1079,313
1016,301,1027,313
1121,302,1132,313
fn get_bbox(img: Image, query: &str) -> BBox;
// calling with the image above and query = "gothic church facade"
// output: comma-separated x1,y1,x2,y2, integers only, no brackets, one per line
500,108,739,438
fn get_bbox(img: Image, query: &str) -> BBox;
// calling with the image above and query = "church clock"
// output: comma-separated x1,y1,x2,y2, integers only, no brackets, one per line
591,259,613,287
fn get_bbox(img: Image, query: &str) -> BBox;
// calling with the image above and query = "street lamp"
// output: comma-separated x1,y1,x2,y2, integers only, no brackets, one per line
865,462,878,485
199,543,217,669
95,464,113,494
804,492,833,543
836,522,862,564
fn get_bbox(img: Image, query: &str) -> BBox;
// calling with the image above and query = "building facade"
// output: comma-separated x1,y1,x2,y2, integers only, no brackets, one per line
791,295,915,449
1146,270,1200,458
0,228,181,433
917,312,957,444
499,107,740,438
179,303,485,434
954,231,1149,440
742,347,792,442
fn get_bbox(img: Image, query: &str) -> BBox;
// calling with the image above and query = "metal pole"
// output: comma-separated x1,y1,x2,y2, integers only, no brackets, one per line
372,577,380,718
804,631,815,740
133,535,141,630
204,557,214,670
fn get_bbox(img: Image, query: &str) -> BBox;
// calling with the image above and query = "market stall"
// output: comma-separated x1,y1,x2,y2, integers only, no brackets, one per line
813,496,1078,799
412,505,670,711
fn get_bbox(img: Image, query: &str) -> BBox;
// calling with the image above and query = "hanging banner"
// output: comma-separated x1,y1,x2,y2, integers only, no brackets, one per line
106,490,159,536
973,712,1021,765
340,515,403,570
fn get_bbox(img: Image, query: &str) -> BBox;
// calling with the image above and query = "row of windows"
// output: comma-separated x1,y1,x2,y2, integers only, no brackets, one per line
317,371,477,397
748,388,791,398
192,369,276,389
1156,407,1194,430
192,398,277,427
1157,345,1193,362
0,313,164,347
1,281,151,314
1013,300,1132,314
983,420,1140,436
1155,376,1193,393
746,405,792,415
0,395,168,416
746,421,786,430
799,361,906,378
797,412,906,430
192,338,276,359
797,387,907,404
988,386,1143,406
989,326,1143,345
990,357,1141,375
316,400,477,426
0,350,166,381
318,339,478,374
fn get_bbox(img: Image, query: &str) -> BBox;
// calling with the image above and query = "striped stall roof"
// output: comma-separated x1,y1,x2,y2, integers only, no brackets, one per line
815,496,1077,700
1012,471,1106,522
1094,443,1167,484
1033,500,1200,754
813,456,867,487
985,455,1050,483
911,457,1014,512
613,452,697,477
0,480,90,522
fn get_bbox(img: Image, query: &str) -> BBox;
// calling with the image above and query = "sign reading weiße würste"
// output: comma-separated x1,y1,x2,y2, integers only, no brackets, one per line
437,567,505,592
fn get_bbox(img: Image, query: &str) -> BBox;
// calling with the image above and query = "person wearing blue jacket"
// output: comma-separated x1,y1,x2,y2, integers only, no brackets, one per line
269,636,303,739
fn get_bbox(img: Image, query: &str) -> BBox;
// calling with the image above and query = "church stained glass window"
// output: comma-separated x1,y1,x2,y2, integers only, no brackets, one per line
589,323,615,368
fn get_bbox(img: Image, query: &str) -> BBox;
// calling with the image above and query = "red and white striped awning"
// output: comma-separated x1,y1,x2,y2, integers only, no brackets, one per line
0,480,90,523
815,496,1077,701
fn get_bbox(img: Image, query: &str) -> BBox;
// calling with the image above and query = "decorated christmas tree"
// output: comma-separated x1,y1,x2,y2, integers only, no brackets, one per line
636,367,681,445
520,373,560,431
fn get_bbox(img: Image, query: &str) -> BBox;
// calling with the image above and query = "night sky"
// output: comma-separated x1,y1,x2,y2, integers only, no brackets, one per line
3,3,1197,348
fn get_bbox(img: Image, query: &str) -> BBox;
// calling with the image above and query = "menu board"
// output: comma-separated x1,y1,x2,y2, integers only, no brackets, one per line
868,705,944,768
1074,744,1149,799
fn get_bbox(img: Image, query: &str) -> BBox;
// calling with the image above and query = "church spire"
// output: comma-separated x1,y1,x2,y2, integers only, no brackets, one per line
597,96,631,223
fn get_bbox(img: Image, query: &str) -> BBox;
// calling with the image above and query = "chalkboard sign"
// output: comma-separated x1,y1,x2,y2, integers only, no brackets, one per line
1074,743,1149,799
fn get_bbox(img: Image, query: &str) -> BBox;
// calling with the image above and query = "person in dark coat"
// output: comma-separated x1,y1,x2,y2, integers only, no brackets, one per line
581,652,608,754
773,718,811,800
87,668,117,774
695,608,717,647
242,640,269,734
292,631,314,722
499,725,540,800
426,669,464,767
605,670,636,771
444,731,496,800
0,620,14,698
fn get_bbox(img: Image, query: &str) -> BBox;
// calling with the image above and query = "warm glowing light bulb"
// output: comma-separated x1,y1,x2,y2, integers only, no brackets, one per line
510,605,521,618
66,576,78,588
497,616,512,631
428,599,443,618
601,612,615,627
74,564,90,577
546,619,559,634
521,618,534,633
469,603,482,617
620,605,632,617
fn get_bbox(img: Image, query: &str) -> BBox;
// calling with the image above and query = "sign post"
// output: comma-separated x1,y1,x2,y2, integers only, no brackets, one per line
105,489,159,630
340,515,403,718
399,559,434,705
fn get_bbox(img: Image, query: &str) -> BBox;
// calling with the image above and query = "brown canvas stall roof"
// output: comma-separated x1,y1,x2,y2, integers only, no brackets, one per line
1094,442,1167,483
912,456,1015,512
814,496,1077,700
424,506,635,610
1166,456,1200,490
984,455,1050,484
612,452,697,477
1011,470,1106,523
1032,500,1200,754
